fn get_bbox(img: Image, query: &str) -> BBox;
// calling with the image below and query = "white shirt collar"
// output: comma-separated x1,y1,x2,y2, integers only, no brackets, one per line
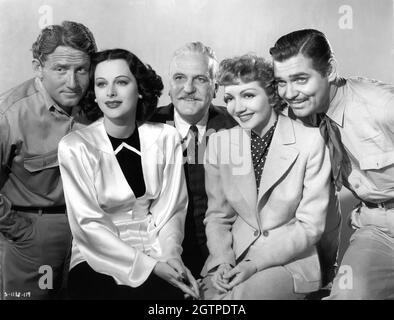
174,108,209,143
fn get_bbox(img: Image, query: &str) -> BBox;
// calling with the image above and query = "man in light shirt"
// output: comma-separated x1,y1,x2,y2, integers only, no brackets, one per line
271,28,394,299
151,42,236,278
0,21,96,299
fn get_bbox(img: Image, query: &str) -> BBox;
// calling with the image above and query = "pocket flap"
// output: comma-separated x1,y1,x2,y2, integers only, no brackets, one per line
359,151,394,170
23,150,59,172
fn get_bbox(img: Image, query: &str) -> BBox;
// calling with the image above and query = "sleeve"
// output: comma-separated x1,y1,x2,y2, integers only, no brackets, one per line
149,129,188,261
0,114,13,233
248,132,330,272
58,136,157,288
203,133,237,272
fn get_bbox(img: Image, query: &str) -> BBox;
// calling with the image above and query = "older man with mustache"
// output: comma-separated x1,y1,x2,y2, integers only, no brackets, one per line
151,42,236,279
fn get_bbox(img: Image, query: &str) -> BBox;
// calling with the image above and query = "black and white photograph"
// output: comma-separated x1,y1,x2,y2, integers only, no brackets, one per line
0,0,393,309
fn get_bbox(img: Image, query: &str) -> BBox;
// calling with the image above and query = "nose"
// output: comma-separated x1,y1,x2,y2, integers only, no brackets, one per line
183,79,196,94
106,83,116,97
283,83,298,100
234,99,247,115
66,71,78,89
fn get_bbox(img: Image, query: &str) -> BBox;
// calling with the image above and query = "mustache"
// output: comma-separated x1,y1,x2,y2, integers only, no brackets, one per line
178,95,201,100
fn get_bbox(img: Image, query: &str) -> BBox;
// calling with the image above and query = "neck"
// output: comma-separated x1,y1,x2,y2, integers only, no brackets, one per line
176,106,209,126
321,78,339,114
104,115,136,139
253,111,278,137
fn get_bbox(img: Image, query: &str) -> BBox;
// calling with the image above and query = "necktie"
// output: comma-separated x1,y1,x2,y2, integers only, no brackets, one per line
183,125,199,164
318,114,351,191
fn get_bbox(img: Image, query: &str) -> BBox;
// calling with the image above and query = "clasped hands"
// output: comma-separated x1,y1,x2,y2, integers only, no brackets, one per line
153,258,200,299
211,260,257,293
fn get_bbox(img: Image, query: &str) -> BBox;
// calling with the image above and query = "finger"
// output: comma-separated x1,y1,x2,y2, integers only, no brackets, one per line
185,268,200,299
167,259,186,278
165,263,184,282
227,273,244,289
174,280,199,299
212,277,231,293
223,267,239,280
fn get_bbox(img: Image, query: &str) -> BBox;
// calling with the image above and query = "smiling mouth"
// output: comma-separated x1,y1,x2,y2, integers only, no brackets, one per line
105,101,122,108
289,100,308,106
62,91,79,96
238,113,254,122
180,97,200,102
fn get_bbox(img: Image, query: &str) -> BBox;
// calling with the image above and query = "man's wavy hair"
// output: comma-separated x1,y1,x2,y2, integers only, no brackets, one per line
269,29,334,77
218,54,286,113
32,20,97,63
82,48,164,122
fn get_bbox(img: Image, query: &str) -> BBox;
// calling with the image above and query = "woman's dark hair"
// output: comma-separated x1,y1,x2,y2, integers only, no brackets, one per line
218,54,286,113
82,48,163,122
269,29,333,76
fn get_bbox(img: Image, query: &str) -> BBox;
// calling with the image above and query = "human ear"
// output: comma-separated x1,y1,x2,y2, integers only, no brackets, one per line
213,82,219,99
327,58,337,83
32,59,43,80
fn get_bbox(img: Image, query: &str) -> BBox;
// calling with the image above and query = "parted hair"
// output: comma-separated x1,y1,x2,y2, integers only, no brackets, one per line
218,54,286,112
32,21,97,62
269,29,334,76
82,48,163,122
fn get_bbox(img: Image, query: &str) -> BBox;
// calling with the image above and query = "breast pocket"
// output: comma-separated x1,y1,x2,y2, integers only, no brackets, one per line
22,149,60,194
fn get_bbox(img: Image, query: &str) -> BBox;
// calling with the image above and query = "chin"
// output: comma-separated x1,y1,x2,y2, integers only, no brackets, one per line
291,108,313,118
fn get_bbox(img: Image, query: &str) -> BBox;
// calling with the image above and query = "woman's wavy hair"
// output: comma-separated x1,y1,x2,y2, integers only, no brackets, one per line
217,54,286,113
82,48,163,122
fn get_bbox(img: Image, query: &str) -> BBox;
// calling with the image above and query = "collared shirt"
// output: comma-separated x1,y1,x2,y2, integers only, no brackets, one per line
174,108,209,146
326,77,394,201
0,77,90,212
251,122,277,194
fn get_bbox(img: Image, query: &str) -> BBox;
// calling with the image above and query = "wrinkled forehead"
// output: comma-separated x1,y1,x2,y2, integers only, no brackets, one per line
44,45,90,66
170,53,212,77
273,53,316,77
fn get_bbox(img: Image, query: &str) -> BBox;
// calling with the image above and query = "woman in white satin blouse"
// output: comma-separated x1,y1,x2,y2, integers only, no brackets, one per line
58,48,199,300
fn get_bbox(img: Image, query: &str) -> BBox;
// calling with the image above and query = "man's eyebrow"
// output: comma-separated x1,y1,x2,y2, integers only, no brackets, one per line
275,72,310,80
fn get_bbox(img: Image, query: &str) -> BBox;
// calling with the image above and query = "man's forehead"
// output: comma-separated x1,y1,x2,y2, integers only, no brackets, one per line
45,45,90,65
273,54,315,76
170,53,210,75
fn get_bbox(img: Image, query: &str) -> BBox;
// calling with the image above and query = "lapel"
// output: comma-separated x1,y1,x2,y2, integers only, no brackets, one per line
257,114,299,203
228,127,259,229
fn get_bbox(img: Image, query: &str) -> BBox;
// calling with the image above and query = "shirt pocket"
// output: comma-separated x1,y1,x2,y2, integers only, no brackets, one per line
359,151,394,170
21,149,60,194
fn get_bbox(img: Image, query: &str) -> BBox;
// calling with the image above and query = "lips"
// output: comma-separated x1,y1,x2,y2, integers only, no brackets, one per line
62,91,79,97
289,99,308,106
179,97,200,102
238,113,254,122
105,101,122,108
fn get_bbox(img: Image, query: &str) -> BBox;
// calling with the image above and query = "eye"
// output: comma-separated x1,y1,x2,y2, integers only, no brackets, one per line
55,67,66,73
196,76,208,84
95,81,106,88
117,80,129,86
243,93,255,99
276,80,287,88
77,67,88,74
173,74,185,82
295,78,308,84
223,95,233,104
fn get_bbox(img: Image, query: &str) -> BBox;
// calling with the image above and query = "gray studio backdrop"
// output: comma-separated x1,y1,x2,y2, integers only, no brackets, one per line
0,0,392,263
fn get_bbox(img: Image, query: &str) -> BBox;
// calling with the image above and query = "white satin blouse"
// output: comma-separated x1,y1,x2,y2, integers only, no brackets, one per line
58,118,188,287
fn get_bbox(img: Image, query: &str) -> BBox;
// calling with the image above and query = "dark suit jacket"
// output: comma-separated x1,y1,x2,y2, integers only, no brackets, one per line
150,103,237,277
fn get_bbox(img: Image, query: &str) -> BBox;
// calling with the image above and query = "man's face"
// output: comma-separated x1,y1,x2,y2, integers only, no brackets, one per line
35,45,91,111
273,53,331,117
169,53,216,124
